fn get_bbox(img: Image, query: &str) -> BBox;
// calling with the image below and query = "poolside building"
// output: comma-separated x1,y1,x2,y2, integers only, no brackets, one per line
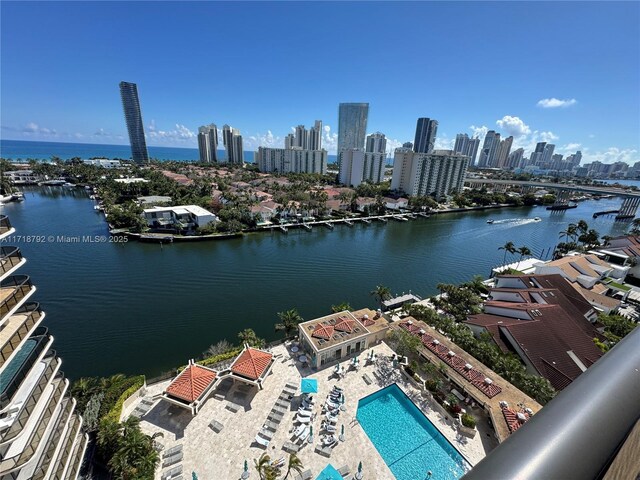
142,205,218,230
297,308,390,369
0,215,87,479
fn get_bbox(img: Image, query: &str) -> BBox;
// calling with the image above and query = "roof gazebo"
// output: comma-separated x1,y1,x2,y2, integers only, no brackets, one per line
228,345,275,390
162,360,219,415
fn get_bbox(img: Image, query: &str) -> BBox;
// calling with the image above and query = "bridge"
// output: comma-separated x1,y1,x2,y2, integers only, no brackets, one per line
464,178,640,219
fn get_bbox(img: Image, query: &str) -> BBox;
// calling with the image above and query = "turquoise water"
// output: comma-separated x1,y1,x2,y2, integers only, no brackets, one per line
0,338,37,393
357,384,470,480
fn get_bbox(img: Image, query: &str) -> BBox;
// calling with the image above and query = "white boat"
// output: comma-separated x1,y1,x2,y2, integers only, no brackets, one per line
533,217,541,221
487,220,495,224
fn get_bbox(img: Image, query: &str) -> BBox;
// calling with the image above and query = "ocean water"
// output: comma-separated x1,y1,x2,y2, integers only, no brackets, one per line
357,384,470,480
0,139,344,164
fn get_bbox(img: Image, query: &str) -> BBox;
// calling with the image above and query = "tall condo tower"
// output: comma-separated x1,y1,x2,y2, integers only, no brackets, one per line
0,214,87,479
413,117,438,153
222,125,244,164
308,120,323,151
197,124,218,163
337,103,369,154
366,132,387,153
454,134,480,165
478,130,501,167
119,81,149,164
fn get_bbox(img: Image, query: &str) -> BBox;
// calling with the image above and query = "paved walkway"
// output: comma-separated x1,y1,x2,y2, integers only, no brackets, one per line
128,342,491,479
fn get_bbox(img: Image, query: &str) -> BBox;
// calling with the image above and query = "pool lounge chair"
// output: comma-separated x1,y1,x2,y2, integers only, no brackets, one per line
275,399,289,409
162,451,183,468
295,469,313,480
209,420,224,433
258,428,274,440
282,441,300,453
226,401,240,413
163,445,183,458
161,465,183,480
362,373,373,385
337,465,350,477
314,444,333,458
255,434,270,449
263,420,279,431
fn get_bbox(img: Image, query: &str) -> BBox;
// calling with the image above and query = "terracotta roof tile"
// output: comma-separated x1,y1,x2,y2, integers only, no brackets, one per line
312,324,335,340
231,348,273,380
166,364,217,403
334,316,356,333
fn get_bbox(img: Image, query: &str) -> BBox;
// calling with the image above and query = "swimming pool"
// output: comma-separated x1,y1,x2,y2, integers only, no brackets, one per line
356,384,470,480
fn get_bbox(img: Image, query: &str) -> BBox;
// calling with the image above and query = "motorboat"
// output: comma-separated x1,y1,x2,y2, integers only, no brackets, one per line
487,220,495,224
533,217,541,221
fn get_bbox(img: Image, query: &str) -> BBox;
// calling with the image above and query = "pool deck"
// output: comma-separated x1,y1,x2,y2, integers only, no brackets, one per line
127,342,490,479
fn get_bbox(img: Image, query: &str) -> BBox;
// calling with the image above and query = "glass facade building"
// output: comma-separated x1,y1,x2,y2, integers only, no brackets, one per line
337,103,369,153
119,81,149,164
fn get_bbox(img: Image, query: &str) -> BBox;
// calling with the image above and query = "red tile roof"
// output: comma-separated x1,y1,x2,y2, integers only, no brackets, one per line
166,364,217,403
231,348,273,380
360,315,376,327
312,324,335,340
334,316,356,333
502,405,531,434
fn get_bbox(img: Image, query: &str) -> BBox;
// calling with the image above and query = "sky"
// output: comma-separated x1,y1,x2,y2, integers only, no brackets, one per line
1,1,639,164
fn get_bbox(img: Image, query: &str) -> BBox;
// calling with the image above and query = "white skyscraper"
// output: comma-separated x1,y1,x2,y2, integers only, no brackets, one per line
197,124,218,163
339,148,385,187
366,132,387,153
391,149,469,199
308,120,322,151
454,134,480,165
496,136,513,169
256,147,327,174
478,131,501,167
542,143,556,164
222,124,244,164
507,148,525,169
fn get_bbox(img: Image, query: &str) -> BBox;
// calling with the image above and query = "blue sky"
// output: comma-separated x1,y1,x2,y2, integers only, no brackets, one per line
2,1,639,163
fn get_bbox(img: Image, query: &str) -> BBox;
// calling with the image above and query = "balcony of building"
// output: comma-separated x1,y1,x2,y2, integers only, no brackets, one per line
0,303,45,370
0,246,26,281
0,275,36,325
0,327,52,410
0,374,68,475
0,215,14,240
65,429,88,480
49,412,82,480
1,353,61,444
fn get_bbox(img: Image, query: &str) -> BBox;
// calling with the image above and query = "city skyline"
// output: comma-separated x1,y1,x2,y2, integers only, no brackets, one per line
1,2,639,165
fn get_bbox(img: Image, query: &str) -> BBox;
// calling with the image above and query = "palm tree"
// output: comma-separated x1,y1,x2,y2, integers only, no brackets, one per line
275,309,304,338
577,220,589,236
283,453,304,480
331,302,352,313
515,246,532,270
254,453,272,480
498,241,516,265
559,223,578,242
370,285,392,308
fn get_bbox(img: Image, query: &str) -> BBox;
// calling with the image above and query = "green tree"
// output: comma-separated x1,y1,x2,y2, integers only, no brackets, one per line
498,241,517,265
238,328,266,348
331,302,352,313
274,309,304,338
283,453,304,480
515,245,532,270
370,285,392,308
387,329,421,358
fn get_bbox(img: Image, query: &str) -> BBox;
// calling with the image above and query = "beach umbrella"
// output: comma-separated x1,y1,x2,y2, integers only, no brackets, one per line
339,424,345,441
301,378,318,394
244,460,248,472
308,425,313,443
192,472,198,480
355,461,364,480
358,462,362,473
241,459,250,479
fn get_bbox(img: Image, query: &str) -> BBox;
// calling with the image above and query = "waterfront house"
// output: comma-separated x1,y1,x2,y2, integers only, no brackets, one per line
137,195,172,206
465,274,604,391
297,308,390,368
383,197,409,210
114,177,149,184
4,170,39,185
355,197,377,213
82,158,121,168
142,205,218,230
161,170,193,186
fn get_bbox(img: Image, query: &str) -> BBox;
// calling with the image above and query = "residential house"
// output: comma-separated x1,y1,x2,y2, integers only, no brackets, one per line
384,197,409,210
143,205,218,230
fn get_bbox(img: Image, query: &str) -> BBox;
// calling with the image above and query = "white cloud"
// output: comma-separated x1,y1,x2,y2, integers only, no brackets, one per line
582,147,639,165
469,125,488,139
561,142,582,153
496,115,531,137
322,125,338,153
537,98,577,108
146,120,196,145
434,135,454,151
94,128,109,136
22,122,57,136
245,130,283,150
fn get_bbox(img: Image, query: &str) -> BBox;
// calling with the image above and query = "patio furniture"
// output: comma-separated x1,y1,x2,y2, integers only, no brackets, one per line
161,465,183,480
141,398,155,406
294,414,311,424
292,424,308,438
298,429,310,443
296,469,313,480
297,408,312,417
314,444,333,458
273,404,287,413
162,452,183,468
362,373,373,385
214,393,226,401
163,445,183,458
338,465,351,477
275,399,289,409
282,441,300,453
209,420,224,433
258,428,274,440
226,402,240,413
267,412,284,423
264,420,279,431
255,434,270,449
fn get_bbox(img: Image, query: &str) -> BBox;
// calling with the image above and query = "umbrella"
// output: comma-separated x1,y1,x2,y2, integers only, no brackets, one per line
355,461,364,480
339,424,345,441
358,462,362,473
308,425,314,443
241,460,250,479
192,473,198,480
301,378,318,394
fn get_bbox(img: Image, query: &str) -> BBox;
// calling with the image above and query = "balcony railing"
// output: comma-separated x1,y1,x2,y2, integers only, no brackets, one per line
0,354,59,444
0,303,44,368
65,433,88,480
51,414,80,480
0,216,12,236
31,399,74,480
0,275,34,321
0,326,50,409
0,375,67,473
0,247,24,278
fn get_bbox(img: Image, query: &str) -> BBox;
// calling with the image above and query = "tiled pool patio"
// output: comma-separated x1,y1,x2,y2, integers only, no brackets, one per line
125,342,492,479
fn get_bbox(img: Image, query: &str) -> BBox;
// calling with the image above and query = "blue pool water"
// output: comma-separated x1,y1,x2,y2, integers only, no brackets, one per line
356,384,470,480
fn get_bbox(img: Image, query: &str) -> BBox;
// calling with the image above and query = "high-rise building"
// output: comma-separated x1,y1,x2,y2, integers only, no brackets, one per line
507,148,524,169
337,103,369,154
197,124,218,163
542,143,556,164
294,125,308,149
454,134,480,165
413,118,438,153
222,125,244,164
338,149,385,187
402,142,413,149
496,136,513,168
119,81,149,164
391,149,470,199
285,133,295,149
256,147,327,174
478,130,501,167
566,151,583,167
308,120,322,151
365,132,387,153
0,214,87,479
